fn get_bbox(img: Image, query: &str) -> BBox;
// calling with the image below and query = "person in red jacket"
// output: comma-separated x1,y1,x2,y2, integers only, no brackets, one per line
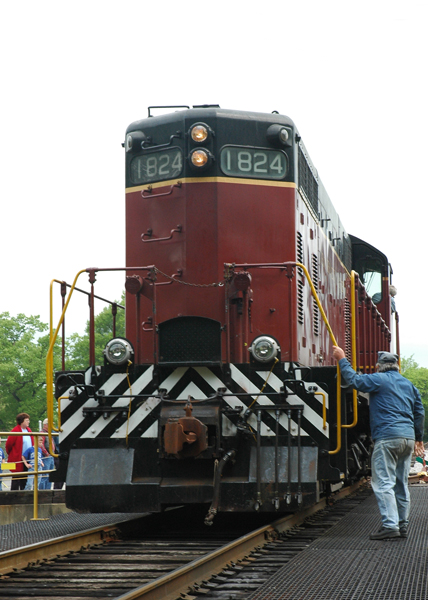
6,413,34,490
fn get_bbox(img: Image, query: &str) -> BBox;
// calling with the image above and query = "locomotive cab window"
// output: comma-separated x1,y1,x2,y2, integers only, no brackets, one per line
220,146,288,180
130,147,183,184
363,269,382,302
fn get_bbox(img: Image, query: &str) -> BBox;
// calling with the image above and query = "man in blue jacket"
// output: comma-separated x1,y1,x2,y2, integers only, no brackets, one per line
333,346,425,540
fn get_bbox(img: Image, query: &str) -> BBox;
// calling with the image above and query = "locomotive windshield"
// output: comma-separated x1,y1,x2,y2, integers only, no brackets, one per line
362,269,382,299
220,146,288,180
130,147,183,184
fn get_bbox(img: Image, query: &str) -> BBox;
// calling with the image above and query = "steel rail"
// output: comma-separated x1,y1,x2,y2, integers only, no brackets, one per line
115,480,365,600
0,523,118,576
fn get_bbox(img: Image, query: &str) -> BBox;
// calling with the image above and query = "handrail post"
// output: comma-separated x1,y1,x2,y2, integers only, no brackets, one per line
314,391,327,430
88,269,96,367
395,311,401,371
47,269,87,447
285,265,295,362
112,302,117,338
33,432,39,519
361,291,367,372
60,282,67,371
343,271,358,429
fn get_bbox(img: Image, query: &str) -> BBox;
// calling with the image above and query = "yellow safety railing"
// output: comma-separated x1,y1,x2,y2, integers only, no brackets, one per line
224,260,358,455
314,391,327,430
0,431,59,520
46,269,86,457
295,263,361,454
45,263,359,466
294,263,343,454
342,271,358,430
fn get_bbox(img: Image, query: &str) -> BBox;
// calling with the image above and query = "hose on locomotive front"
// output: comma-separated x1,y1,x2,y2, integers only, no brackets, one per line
204,449,236,526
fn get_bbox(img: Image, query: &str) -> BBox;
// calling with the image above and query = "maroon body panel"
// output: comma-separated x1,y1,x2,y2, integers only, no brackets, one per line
125,178,353,367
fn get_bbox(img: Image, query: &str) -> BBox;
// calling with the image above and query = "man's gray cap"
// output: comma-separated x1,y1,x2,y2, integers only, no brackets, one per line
377,351,399,364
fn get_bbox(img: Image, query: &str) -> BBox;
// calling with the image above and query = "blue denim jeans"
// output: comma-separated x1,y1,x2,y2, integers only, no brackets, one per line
371,438,414,530
40,456,55,490
25,468,43,490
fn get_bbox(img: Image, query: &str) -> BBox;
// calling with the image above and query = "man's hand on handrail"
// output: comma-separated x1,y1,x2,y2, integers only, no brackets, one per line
332,346,346,361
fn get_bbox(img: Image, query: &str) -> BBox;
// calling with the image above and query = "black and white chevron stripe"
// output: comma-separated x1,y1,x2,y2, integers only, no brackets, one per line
59,365,329,444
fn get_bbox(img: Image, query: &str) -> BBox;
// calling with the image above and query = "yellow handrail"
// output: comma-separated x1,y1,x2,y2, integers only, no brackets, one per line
314,391,327,430
342,271,358,429
294,263,342,454
44,263,354,466
56,396,67,433
46,269,86,458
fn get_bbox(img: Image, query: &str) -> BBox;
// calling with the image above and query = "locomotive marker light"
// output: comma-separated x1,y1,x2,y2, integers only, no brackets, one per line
249,335,280,363
189,148,213,170
266,123,293,147
125,131,146,152
104,338,134,366
189,122,214,143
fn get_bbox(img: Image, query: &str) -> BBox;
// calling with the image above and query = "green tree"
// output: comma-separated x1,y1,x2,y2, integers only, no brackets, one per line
402,355,428,442
0,313,61,431
65,298,125,370
401,355,419,372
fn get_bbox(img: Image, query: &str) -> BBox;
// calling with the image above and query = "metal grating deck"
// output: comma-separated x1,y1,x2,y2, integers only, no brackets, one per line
0,512,146,553
249,486,428,600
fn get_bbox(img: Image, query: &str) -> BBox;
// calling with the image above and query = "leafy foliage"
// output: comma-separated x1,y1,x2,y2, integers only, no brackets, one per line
0,313,61,432
402,355,428,441
65,297,125,370
0,299,124,433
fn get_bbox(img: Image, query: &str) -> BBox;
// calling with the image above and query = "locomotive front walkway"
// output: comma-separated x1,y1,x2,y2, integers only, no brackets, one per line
249,485,428,600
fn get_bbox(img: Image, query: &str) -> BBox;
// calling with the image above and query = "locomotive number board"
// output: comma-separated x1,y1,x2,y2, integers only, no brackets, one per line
220,146,288,180
130,147,183,184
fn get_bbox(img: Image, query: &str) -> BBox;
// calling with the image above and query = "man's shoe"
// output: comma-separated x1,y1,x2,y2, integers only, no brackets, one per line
399,526,408,538
370,527,400,540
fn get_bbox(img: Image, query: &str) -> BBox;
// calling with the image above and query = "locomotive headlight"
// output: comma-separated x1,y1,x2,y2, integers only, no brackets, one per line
189,122,214,143
191,149,208,166
250,336,280,363
191,124,209,142
189,148,213,170
104,338,134,366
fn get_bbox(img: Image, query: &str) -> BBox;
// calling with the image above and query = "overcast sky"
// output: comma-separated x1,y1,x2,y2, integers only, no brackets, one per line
1,1,427,365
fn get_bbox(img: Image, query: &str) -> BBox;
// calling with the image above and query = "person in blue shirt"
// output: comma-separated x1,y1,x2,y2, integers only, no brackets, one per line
40,419,55,490
22,438,45,491
333,346,424,540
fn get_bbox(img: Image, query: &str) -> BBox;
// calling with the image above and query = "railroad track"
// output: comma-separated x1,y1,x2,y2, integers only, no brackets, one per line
0,482,370,600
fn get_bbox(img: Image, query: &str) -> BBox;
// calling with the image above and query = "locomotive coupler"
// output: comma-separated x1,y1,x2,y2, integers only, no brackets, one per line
163,400,209,458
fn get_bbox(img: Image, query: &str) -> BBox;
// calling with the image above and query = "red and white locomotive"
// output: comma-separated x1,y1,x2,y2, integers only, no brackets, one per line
50,106,396,522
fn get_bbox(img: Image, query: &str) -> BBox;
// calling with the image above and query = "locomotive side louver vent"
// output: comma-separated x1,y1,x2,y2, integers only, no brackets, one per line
312,254,319,336
298,146,319,215
344,297,352,360
297,232,304,325
158,316,222,365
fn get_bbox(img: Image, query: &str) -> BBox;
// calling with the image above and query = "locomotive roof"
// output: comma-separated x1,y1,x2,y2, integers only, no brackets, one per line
125,105,353,271
126,107,297,134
